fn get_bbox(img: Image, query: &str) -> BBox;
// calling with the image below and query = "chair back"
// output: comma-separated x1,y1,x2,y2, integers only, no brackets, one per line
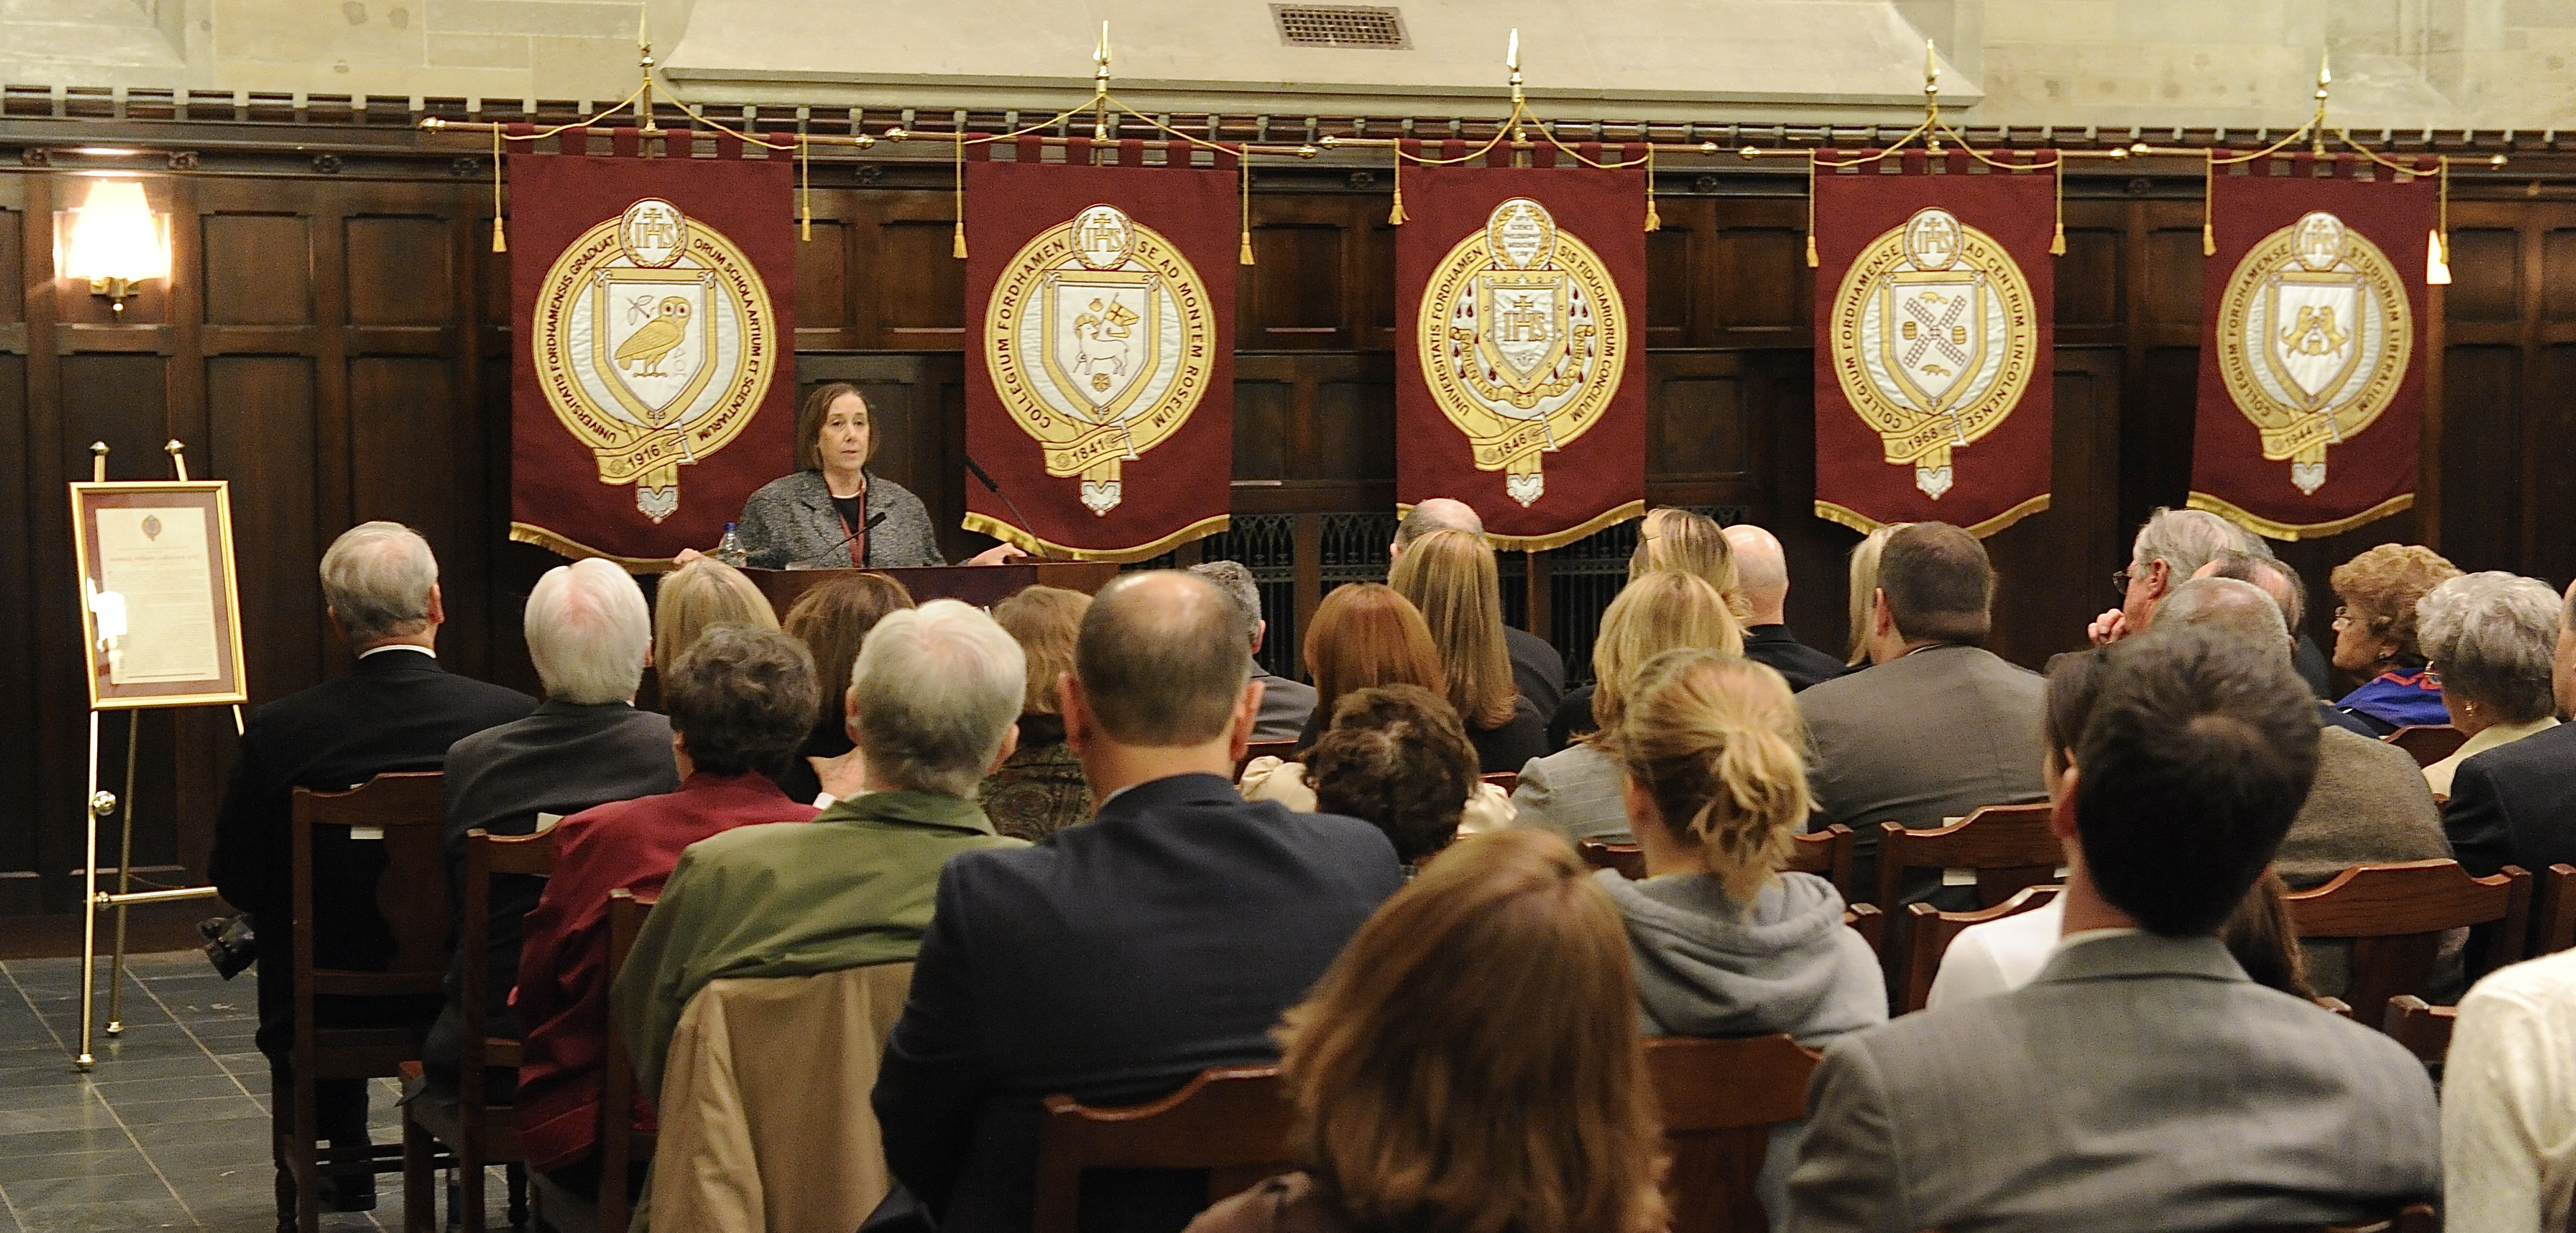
1873,803,2061,918
290,771,450,1064
1644,1034,1821,1233
2386,725,2467,768
460,828,556,1094
1898,883,2063,1014
1483,771,1519,794
1925,1205,2434,1233
599,888,656,1233
1237,740,1301,775
1579,838,1647,881
2533,863,2576,957
2286,859,2531,1036
1032,1067,1294,1233
1787,824,1858,899
1840,903,1885,964
2382,994,2457,1065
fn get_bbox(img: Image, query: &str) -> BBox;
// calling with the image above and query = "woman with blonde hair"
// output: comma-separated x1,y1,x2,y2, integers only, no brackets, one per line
1597,647,1884,1228
1388,529,1547,772
1844,524,1904,667
1516,572,1743,847
1631,506,1749,615
2328,543,2463,734
1187,828,1669,1233
981,585,1095,840
773,572,915,804
653,558,780,679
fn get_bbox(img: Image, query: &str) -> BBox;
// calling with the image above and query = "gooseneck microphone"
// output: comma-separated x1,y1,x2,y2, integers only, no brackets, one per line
964,453,1050,561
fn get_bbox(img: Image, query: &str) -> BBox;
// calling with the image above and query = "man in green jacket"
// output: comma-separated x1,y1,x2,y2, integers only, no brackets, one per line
612,598,1036,1102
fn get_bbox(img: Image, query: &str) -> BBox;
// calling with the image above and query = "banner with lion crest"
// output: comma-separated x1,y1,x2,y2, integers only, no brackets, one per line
508,142,796,563
1811,151,2057,537
1395,155,1648,550
2189,156,2431,540
963,143,1236,561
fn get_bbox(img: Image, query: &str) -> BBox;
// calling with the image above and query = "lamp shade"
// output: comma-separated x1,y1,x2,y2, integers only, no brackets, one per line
64,180,168,284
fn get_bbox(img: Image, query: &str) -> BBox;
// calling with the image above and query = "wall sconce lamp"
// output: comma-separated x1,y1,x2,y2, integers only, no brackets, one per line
62,179,169,315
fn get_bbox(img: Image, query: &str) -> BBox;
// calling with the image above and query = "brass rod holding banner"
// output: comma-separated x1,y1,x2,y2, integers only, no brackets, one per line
421,117,876,149
97,886,222,907
882,129,1318,159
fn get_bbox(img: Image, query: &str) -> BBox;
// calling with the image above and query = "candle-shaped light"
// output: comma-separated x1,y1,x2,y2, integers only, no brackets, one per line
1507,27,1520,73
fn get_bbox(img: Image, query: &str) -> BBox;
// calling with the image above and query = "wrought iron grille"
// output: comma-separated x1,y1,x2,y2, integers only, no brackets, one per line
1199,515,1299,678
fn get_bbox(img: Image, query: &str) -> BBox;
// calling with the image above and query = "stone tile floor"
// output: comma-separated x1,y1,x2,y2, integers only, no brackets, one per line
0,951,514,1232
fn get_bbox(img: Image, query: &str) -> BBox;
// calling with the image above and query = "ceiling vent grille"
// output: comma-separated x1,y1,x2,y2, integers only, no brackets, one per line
1273,4,1409,49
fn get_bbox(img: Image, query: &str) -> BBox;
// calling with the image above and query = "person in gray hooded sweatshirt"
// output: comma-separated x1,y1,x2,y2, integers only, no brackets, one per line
1596,647,1887,1229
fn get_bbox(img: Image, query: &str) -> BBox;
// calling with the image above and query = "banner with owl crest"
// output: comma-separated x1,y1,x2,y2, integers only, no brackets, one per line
2188,156,2430,540
508,140,796,563
1811,151,2057,537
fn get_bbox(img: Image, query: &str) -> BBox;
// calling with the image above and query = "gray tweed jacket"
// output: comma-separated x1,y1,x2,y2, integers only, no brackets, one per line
734,469,945,569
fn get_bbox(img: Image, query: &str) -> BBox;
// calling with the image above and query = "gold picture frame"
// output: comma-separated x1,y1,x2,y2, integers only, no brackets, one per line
68,480,249,710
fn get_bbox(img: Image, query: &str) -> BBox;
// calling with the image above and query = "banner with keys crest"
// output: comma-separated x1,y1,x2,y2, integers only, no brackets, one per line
2189,156,2430,540
1396,155,1647,550
1812,151,2057,537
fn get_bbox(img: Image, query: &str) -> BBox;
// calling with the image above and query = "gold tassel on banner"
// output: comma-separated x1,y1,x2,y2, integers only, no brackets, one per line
490,125,508,253
798,132,812,241
1803,154,1819,268
2048,154,2066,255
2201,153,2217,256
1239,160,1257,266
1644,145,1662,232
951,131,968,260
1388,148,1407,225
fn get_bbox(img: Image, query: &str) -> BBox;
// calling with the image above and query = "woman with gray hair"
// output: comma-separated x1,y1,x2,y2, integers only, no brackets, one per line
2418,571,2565,796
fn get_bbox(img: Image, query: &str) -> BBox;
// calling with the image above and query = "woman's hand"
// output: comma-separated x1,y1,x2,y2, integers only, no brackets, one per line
967,543,1030,566
671,547,704,565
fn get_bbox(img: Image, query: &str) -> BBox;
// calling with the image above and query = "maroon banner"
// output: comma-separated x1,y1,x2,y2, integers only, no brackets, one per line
1811,152,2056,536
1395,156,1647,550
2190,156,2431,540
508,146,796,563
963,150,1236,561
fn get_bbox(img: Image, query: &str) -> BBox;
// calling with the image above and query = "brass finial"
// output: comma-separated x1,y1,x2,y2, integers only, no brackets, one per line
637,6,660,134
1094,20,1111,92
89,441,108,483
1925,39,1940,100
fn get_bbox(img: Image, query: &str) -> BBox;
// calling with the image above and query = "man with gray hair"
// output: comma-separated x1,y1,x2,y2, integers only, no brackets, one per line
1389,497,1565,716
1186,559,1317,741
420,558,677,1103
876,571,1404,1233
208,522,534,1218
2089,506,2252,646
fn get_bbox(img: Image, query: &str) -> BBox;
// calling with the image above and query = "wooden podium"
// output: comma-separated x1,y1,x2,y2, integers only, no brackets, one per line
744,562,1120,613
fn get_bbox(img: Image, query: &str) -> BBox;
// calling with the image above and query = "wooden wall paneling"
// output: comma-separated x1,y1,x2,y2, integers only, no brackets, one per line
1304,355,1397,484
1646,351,1752,482
1232,354,1294,480
792,201,855,350
1980,347,2125,668
1642,195,1704,347
862,190,967,349
1358,207,1398,351
0,179,29,909
1243,193,1353,351
19,174,77,912
1710,199,1809,349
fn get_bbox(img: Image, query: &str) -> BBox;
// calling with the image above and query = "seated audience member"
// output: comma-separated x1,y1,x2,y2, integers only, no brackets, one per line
1293,583,1446,749
981,585,1095,842
1517,572,1742,846
592,605,1029,1214
2197,550,2374,734
1798,522,2045,895
2328,543,2462,735
2415,571,2562,797
2087,506,2246,646
1842,524,1902,668
1787,630,2439,1233
773,571,914,805
1241,684,1505,862
1929,645,2314,1007
872,571,1406,1233
1724,522,1851,692
1189,559,1318,742
423,559,675,1101
2444,577,2576,879
2442,946,2576,1232
1188,829,1669,1233
208,522,536,1218
1389,529,1549,773
652,557,780,677
1598,648,1883,1226
1554,507,1746,743
513,624,825,1197
1391,497,1565,717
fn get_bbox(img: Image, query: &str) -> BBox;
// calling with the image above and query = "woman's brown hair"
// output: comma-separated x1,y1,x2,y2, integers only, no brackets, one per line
1608,649,1812,904
992,584,1093,716
1630,508,1750,620
1302,583,1446,723
1388,529,1519,730
1278,828,1669,1233
782,572,915,722
2329,543,2463,665
792,382,875,474
1588,571,1746,732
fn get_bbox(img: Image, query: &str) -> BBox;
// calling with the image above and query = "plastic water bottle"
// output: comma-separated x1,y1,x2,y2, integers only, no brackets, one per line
712,522,748,567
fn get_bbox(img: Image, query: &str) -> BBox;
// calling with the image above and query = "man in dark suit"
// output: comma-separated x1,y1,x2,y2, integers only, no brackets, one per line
1186,559,1317,742
2446,578,2576,877
1391,497,1564,718
873,571,1405,1233
1788,630,2439,1233
1722,522,1849,691
419,558,676,1101
206,522,535,1217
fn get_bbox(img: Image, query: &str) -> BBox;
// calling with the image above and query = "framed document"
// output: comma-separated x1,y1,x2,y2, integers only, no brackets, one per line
70,481,249,709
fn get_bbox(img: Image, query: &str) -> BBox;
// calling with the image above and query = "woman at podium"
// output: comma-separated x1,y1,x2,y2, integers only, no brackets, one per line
731,384,1020,569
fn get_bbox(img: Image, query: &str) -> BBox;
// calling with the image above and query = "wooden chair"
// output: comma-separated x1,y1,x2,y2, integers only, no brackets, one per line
1925,1204,2436,1233
1872,804,2061,919
1236,739,1301,775
2383,995,2457,1065
1841,904,1886,964
1643,1035,1821,1233
2285,859,2531,1036
1579,838,1647,880
1483,771,1519,794
402,828,549,1232
2532,863,2576,957
285,772,453,1233
1031,1066,1294,1233
598,889,657,1233
1787,824,1858,900
2385,725,2468,768
1897,884,2063,1014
